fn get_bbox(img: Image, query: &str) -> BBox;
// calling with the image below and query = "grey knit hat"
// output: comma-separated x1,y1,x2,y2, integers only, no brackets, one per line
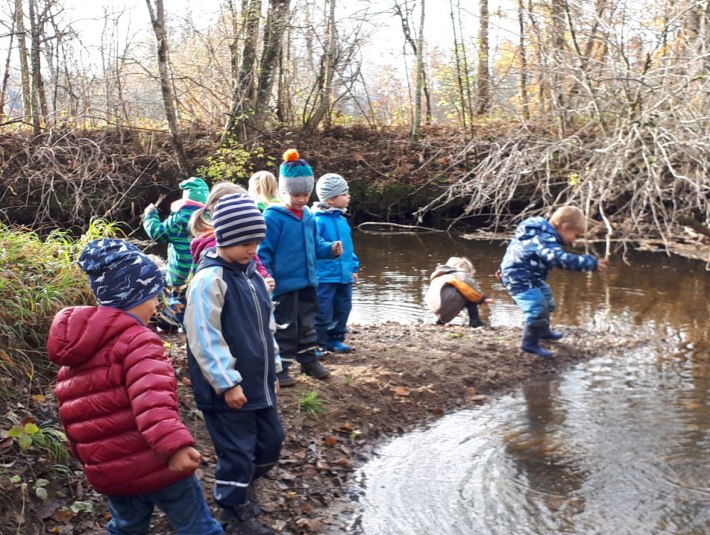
316,173,349,202
212,193,266,247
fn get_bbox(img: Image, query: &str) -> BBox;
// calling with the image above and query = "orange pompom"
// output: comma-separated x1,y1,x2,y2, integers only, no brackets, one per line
283,148,300,162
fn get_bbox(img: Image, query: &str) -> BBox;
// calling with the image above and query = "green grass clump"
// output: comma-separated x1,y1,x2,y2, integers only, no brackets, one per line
0,219,121,402
298,390,327,417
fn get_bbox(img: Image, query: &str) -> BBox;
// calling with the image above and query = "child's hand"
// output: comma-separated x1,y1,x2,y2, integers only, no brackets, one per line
483,298,494,305
224,384,247,410
264,277,276,290
597,258,609,272
168,446,201,473
143,203,157,218
332,241,343,257
353,273,359,284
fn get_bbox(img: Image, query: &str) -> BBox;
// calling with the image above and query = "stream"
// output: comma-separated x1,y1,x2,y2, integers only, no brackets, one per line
344,229,709,535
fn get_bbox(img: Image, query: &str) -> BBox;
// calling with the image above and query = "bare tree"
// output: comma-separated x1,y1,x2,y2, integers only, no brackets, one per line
0,10,16,120
303,0,337,132
224,0,262,139
517,0,529,119
393,0,432,128
411,0,425,144
476,0,490,115
254,0,290,123
145,0,190,176
15,0,32,124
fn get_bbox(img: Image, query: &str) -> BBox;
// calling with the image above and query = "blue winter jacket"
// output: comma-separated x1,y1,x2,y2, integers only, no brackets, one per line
258,204,336,298
312,203,360,284
500,217,599,295
183,251,276,411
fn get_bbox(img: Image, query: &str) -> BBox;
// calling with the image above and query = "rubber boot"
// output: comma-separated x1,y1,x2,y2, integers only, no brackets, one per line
220,502,275,535
540,325,563,340
301,360,331,379
276,369,297,388
466,302,485,328
521,325,553,358
325,340,352,353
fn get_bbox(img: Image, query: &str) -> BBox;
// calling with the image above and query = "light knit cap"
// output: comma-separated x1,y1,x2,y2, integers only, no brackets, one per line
212,193,266,247
316,173,349,202
279,149,315,195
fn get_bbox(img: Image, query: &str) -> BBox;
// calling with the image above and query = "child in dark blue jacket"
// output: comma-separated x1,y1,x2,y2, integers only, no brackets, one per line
499,206,608,358
312,173,359,353
258,149,342,387
183,193,284,535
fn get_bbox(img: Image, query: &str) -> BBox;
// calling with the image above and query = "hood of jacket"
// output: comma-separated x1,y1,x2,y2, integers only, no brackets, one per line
47,306,142,368
429,264,461,282
190,232,216,263
513,216,561,244
312,202,347,215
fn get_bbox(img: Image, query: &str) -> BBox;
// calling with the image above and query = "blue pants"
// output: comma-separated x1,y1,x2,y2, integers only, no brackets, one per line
315,282,353,347
106,475,222,535
511,283,556,328
203,406,284,509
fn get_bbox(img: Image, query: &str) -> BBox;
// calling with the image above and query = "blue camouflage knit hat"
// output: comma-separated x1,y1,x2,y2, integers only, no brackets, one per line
78,239,164,310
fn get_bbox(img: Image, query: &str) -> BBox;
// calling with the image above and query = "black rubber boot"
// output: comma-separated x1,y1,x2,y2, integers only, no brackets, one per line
520,325,553,358
220,502,274,535
276,369,297,388
301,360,331,379
466,302,485,328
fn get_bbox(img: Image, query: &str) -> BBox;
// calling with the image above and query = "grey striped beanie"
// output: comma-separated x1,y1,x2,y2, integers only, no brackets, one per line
212,193,266,247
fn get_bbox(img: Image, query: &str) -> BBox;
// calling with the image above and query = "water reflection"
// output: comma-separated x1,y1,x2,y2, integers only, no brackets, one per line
350,230,710,349
504,378,587,529
347,230,710,535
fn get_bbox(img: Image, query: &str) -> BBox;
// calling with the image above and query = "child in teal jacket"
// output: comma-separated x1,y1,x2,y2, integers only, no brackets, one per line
143,176,209,329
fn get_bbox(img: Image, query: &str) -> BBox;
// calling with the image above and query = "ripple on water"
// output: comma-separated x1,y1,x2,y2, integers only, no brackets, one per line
351,346,710,535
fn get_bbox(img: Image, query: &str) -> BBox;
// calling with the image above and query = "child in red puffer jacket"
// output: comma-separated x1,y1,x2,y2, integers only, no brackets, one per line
47,238,222,535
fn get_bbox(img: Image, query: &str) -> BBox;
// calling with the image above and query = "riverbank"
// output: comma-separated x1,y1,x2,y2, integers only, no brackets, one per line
166,322,641,534
0,320,651,534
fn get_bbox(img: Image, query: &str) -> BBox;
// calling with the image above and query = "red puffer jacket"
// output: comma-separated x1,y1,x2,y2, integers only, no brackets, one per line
47,306,196,496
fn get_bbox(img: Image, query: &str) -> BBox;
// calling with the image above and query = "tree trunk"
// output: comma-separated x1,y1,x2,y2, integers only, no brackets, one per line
254,0,291,124
15,0,32,125
411,0,425,145
303,0,337,132
28,0,47,133
0,14,16,120
449,0,468,128
224,0,262,139
476,0,490,116
550,0,567,135
145,0,191,176
517,0,529,119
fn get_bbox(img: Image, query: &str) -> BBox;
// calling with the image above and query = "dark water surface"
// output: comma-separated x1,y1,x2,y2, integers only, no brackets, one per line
345,230,709,535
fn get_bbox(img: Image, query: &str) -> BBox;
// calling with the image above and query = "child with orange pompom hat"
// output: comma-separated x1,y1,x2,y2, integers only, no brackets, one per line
257,149,343,387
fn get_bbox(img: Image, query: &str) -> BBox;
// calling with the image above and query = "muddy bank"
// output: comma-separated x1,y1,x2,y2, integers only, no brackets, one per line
0,322,645,534
167,322,642,534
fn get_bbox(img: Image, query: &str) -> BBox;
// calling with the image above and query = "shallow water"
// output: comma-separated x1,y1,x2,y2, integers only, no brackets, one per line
345,230,709,535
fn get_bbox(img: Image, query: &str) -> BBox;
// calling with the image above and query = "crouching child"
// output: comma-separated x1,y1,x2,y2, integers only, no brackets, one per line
425,256,493,327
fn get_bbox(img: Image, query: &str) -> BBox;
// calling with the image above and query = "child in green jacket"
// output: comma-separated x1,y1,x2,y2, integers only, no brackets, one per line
143,176,209,330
